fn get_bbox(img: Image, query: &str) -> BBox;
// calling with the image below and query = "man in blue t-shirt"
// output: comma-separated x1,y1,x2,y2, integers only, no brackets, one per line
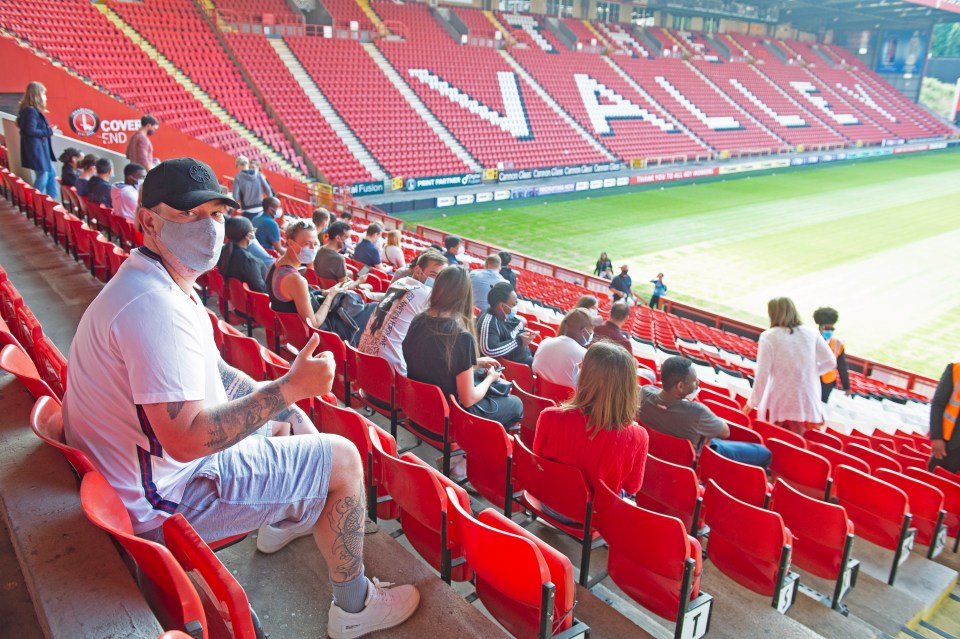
252,197,283,253
649,272,667,309
351,223,383,268
609,264,635,305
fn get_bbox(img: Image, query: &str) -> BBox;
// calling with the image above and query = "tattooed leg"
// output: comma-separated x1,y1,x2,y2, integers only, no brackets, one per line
313,436,367,583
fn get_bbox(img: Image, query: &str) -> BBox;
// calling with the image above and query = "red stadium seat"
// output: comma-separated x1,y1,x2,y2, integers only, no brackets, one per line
876,469,947,558
34,336,67,399
498,357,534,394
221,330,267,381
845,443,902,474
703,480,798,611
767,438,832,500
702,398,751,428
905,468,960,554
769,479,859,612
0,344,57,400
534,376,575,404
803,429,844,450
806,441,871,483
449,396,518,517
511,381,555,449
752,419,806,449
697,443,771,508
395,374,455,474
641,425,696,467
30,395,96,478
350,349,400,436
634,454,704,535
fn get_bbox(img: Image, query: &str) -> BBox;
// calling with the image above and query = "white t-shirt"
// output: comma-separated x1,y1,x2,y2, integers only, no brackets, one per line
111,182,139,220
532,335,586,389
357,277,430,376
63,249,227,533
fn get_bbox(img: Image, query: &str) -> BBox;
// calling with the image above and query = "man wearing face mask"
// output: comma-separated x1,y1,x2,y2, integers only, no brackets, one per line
62,159,420,638
639,356,771,468
315,221,353,284
532,309,594,389
476,282,534,365
813,307,850,403
126,114,159,169
357,250,448,375
253,196,284,253
111,162,146,220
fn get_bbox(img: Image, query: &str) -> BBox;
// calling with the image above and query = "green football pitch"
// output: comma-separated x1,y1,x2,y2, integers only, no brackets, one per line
399,150,960,379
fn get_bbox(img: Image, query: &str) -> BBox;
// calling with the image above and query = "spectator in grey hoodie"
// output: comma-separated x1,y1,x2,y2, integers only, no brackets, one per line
232,155,274,220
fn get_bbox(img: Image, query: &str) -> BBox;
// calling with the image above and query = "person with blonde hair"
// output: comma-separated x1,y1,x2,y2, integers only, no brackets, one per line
17,81,59,198
534,341,648,498
745,297,836,434
383,230,405,270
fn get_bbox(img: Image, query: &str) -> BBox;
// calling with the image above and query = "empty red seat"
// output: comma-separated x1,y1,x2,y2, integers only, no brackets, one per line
876,469,947,558
697,443,770,508
633,453,704,535
905,467,960,554
767,438,832,500
845,443,902,474
449,397,518,517
642,425,696,467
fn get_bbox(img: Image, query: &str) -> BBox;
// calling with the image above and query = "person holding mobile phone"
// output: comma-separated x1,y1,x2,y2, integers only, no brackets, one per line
476,282,534,365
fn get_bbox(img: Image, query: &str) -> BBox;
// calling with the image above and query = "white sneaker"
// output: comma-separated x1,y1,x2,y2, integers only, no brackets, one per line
255,522,314,554
327,578,420,639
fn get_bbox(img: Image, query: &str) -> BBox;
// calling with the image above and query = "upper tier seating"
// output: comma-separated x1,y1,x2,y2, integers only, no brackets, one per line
453,7,498,41
561,19,604,51
594,21,651,58
222,32,374,184
321,0,376,32
374,3,609,169
284,36,471,177
0,0,290,175
109,0,306,173
212,0,302,24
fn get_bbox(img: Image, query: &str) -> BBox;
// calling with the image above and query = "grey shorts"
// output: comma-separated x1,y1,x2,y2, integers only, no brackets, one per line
140,428,333,544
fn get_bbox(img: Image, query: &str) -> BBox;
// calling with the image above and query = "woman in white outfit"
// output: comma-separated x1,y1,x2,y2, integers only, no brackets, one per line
745,297,837,434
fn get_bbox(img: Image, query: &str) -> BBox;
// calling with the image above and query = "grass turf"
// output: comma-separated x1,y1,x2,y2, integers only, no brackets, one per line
398,151,960,378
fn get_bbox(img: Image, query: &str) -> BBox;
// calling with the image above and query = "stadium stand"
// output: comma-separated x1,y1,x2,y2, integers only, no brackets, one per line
212,0,303,25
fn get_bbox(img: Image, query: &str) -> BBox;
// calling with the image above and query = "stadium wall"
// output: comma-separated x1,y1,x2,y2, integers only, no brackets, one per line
0,36,304,197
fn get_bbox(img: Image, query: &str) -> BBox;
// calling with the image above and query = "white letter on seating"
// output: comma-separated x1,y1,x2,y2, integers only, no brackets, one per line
574,74,676,135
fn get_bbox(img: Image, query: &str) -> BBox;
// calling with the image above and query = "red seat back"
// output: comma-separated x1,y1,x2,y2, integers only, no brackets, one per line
703,479,792,597
752,419,806,448
275,312,310,351
511,381,555,449
498,358,534,394
702,398,751,428
697,444,769,508
14,303,43,360
80,472,207,636
633,454,703,534
0,280,23,325
450,397,516,515
512,437,592,535
806,441,870,482
34,336,67,399
767,438,832,499
845,443,902,474
875,469,944,546
905,468,960,538
353,349,395,414
641,425,696,467
311,327,349,403
221,330,266,381
833,465,909,551
803,428,844,450
769,479,852,581
0,344,57,399
396,374,450,446
878,445,928,472
595,482,702,621
534,375,575,404
29,396,96,477
245,288,277,351
446,488,575,638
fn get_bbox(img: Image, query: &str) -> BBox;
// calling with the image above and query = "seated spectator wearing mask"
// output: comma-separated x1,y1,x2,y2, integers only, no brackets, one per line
443,235,463,265
469,254,505,313
232,155,273,220
111,163,146,220
315,221,353,284
534,341,648,503
638,356,772,468
75,154,98,197
217,216,268,294
532,308,595,389
358,250,447,375
476,282,534,365
253,197,284,253
265,219,343,329
352,223,385,269
592,301,633,354
86,158,114,207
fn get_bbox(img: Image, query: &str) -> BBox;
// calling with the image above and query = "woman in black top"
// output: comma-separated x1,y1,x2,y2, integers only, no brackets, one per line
594,251,613,279
217,216,268,293
402,266,522,430
58,148,82,188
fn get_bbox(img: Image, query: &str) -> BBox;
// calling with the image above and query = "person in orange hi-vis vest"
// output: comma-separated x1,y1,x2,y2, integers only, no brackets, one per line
813,307,850,403
929,362,960,473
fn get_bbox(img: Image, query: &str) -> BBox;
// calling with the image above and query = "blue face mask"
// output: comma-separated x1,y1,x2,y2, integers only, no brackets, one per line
424,277,435,288
821,330,834,340
508,304,518,318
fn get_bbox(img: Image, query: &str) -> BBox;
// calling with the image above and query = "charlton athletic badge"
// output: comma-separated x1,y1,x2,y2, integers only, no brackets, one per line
69,108,99,137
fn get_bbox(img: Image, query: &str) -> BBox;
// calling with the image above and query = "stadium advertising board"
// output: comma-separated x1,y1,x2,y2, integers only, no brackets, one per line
876,29,928,74
334,181,384,196
497,162,623,183
630,167,719,185
404,172,482,191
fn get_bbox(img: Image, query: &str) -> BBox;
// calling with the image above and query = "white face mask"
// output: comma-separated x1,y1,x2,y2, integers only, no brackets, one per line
293,241,317,264
274,208,284,219
156,215,224,274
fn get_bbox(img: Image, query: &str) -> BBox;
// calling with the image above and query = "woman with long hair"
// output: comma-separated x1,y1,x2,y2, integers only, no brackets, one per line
746,297,837,434
403,266,523,429
58,147,82,188
533,341,648,497
594,251,613,279
265,219,342,329
383,230,405,270
17,82,59,198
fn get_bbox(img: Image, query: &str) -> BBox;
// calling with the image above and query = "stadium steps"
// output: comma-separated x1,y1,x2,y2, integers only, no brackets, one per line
497,49,618,162
684,59,790,149
809,44,837,66
482,10,517,47
633,25,663,56
762,39,790,63
93,4,304,179
355,0,388,36
360,42,483,174
748,64,852,144
705,32,732,61
269,37,388,182
194,0,234,32
580,20,613,50
601,55,714,153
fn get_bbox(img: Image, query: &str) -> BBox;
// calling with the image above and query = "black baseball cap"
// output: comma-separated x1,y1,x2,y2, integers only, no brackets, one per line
141,158,239,211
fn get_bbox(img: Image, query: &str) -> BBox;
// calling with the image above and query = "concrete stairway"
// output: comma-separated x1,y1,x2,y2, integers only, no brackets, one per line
498,50,617,161
361,43,481,173
270,38,387,181
94,4,303,178
194,0,233,33
483,11,516,47
581,20,613,50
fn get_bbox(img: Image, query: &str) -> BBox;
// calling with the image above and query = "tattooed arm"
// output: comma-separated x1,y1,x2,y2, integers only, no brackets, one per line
140,335,334,462
219,359,318,435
